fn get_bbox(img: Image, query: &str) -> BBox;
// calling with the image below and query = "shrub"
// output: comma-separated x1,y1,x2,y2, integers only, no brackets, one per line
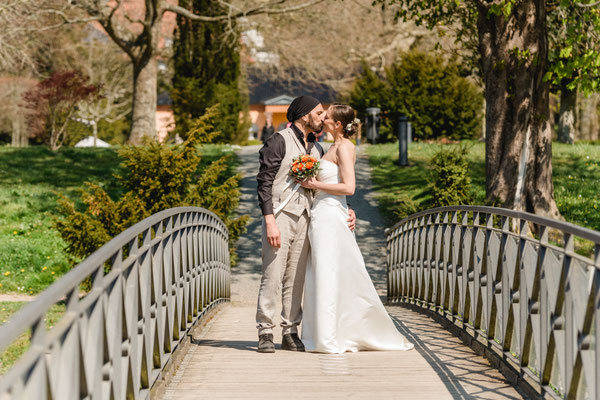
387,51,483,141
429,145,473,207
348,51,484,142
55,106,249,266
377,192,418,223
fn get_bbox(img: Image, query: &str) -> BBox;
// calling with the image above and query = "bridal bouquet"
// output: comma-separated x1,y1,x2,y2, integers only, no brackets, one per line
290,154,320,181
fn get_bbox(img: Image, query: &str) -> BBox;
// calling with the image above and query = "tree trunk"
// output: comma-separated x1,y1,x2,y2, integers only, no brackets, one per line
558,81,576,144
129,57,157,145
477,0,560,218
11,118,27,147
577,94,600,141
92,122,98,147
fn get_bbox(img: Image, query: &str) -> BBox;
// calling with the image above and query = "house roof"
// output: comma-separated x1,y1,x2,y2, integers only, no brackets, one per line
248,71,337,104
263,95,295,105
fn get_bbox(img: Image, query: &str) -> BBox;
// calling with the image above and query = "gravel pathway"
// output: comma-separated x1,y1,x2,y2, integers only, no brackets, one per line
231,143,389,309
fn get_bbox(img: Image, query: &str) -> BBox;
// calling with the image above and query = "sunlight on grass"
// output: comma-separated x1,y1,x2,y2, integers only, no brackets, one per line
0,144,239,294
0,301,65,375
365,141,600,231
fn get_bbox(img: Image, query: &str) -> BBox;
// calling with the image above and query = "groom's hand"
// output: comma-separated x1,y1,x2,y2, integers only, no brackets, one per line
264,214,281,248
347,208,356,231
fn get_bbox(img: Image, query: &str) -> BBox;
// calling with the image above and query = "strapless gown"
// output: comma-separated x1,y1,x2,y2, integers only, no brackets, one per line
301,159,414,353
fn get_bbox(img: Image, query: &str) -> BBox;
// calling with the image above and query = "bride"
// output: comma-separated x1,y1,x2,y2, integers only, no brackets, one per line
299,104,414,354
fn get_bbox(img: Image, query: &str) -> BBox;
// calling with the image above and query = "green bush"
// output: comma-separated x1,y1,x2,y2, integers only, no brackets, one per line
429,145,473,207
348,51,483,142
55,106,249,266
376,192,418,222
347,63,395,141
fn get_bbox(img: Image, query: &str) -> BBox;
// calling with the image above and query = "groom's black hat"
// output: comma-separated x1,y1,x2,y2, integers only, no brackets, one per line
286,95,321,122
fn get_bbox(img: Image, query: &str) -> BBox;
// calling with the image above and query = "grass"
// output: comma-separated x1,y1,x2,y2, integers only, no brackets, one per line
0,144,239,295
0,301,65,375
365,141,600,232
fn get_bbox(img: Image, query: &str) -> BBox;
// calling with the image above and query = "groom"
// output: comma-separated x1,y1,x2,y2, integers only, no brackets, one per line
255,95,356,353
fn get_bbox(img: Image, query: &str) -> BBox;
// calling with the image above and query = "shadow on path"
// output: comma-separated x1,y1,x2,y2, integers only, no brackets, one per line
389,306,526,400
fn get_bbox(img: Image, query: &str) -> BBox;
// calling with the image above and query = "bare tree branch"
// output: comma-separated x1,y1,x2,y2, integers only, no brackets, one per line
162,0,325,22
575,1,600,7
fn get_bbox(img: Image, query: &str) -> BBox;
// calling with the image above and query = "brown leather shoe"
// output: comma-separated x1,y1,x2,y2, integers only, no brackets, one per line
282,333,305,352
258,333,275,353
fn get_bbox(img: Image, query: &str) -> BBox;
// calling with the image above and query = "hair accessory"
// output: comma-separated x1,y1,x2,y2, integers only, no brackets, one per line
345,118,360,132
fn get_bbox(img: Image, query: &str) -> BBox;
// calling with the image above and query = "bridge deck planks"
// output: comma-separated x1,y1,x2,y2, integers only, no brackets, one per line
161,305,526,400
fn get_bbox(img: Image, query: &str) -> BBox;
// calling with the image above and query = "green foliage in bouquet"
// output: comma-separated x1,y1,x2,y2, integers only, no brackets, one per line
289,154,320,181
55,105,249,266
429,145,473,208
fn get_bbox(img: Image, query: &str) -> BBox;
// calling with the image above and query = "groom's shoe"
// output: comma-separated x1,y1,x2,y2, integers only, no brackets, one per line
257,334,275,353
281,333,305,352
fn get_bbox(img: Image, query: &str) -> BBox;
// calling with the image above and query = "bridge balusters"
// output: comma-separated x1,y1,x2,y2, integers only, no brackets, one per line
0,208,230,400
386,206,600,399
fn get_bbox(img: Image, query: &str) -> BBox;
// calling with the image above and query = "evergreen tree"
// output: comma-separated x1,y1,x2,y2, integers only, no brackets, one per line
171,0,248,144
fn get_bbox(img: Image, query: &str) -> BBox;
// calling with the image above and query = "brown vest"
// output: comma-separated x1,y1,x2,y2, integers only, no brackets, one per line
272,128,322,217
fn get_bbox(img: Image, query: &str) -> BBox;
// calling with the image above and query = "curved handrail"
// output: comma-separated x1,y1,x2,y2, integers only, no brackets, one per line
386,205,600,244
386,205,600,399
0,207,230,399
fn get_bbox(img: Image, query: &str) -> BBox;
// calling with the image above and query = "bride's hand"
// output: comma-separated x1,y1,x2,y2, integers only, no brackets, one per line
300,177,319,189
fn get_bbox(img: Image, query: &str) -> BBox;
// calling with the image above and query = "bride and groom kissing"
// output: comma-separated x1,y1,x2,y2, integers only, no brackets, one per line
256,95,414,354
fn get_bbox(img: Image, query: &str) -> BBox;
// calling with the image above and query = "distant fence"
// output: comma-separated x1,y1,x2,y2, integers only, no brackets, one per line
386,206,600,400
0,207,230,399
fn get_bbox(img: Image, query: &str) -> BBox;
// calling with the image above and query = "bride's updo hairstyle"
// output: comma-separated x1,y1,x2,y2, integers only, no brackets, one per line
329,103,360,138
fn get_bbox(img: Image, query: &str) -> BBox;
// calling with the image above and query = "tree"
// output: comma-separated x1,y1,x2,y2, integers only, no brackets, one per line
23,70,99,151
66,0,325,145
245,0,457,93
375,0,594,218
171,0,247,143
0,78,36,147
546,1,600,144
72,37,132,146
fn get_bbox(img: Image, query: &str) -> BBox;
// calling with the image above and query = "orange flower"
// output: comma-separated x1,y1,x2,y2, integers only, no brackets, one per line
292,166,298,173
306,162,314,169
297,163,304,170
301,155,309,162
309,156,317,162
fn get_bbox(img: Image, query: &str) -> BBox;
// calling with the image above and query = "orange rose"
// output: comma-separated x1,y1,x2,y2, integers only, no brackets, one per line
309,156,316,162
297,163,304,170
306,162,314,169
301,155,309,162
292,166,298,172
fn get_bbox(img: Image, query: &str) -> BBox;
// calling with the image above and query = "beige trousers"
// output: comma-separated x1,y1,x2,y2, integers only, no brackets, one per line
256,210,310,336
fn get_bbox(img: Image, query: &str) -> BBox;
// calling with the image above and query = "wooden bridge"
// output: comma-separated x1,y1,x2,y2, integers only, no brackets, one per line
0,149,598,399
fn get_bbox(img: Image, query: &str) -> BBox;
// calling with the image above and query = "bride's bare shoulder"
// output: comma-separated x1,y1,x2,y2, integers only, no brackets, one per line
336,140,355,162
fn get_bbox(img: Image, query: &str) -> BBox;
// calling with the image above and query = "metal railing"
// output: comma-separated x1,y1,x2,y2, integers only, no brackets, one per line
386,205,600,400
0,207,230,400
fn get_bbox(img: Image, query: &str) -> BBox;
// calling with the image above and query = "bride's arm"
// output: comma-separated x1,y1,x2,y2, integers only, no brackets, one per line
301,144,355,196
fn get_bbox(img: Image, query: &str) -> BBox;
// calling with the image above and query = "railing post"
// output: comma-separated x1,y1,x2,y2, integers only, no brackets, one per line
384,205,600,399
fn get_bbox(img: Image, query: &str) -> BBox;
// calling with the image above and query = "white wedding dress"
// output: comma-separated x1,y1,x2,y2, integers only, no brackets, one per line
301,159,414,353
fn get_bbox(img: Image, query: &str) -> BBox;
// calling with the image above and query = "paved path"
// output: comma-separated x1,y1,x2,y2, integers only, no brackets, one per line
162,144,526,399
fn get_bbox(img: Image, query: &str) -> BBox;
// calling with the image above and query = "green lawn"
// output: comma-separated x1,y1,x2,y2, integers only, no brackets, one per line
365,141,600,231
0,301,65,374
0,144,238,295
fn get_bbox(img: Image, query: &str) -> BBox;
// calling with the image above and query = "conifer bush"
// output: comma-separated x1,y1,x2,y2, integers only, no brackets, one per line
55,106,249,265
429,145,473,207
348,51,483,142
